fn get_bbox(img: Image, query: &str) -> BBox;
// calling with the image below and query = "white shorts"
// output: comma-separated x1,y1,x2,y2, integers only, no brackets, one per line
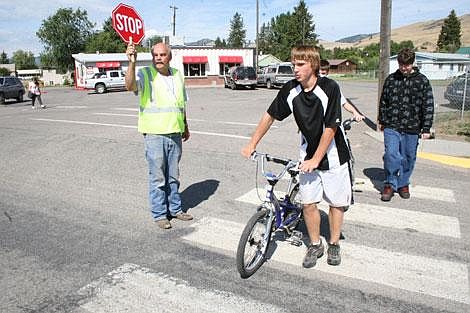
299,162,352,209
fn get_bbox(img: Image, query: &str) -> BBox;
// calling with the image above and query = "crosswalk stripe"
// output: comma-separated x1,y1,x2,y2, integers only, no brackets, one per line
76,263,287,313
236,188,461,238
182,217,470,304
354,178,456,203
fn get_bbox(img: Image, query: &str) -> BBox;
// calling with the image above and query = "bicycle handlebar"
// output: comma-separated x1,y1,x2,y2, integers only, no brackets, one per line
251,152,299,181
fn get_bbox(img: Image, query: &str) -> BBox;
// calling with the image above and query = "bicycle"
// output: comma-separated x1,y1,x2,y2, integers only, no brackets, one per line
236,119,362,278
236,152,303,278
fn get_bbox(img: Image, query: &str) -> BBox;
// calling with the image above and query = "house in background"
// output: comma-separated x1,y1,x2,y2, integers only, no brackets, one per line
327,59,357,74
257,54,282,69
389,52,470,79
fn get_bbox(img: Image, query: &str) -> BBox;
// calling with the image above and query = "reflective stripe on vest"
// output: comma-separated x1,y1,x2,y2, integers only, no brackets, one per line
138,67,186,134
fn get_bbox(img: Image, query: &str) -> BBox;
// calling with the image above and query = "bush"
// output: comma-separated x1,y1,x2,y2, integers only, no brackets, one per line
0,67,11,76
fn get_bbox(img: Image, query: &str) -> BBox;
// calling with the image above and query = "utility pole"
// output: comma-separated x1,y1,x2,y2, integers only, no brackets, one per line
378,0,391,127
170,5,178,36
256,0,259,71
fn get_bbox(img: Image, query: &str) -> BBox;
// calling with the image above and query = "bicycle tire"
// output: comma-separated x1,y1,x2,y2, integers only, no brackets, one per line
236,209,273,278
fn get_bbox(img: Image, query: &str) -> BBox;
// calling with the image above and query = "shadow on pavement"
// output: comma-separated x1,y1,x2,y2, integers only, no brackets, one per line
363,167,385,191
181,179,220,211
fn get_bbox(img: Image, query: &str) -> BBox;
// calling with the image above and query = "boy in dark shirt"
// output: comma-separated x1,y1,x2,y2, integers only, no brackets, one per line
241,45,352,268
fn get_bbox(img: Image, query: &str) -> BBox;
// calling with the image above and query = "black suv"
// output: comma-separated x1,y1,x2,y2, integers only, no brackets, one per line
224,66,257,90
444,74,469,109
0,76,25,104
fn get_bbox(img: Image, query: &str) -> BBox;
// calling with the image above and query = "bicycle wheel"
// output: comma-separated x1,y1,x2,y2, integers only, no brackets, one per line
236,208,273,278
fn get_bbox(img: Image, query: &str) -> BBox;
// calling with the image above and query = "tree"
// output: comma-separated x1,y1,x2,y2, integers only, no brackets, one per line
437,10,461,52
214,37,227,48
291,0,317,46
37,8,95,73
12,50,37,69
0,51,8,64
227,12,246,48
256,1,318,61
0,67,10,76
85,18,126,53
143,35,163,51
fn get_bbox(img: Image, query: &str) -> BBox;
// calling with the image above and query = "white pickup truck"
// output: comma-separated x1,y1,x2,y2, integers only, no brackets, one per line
85,70,126,94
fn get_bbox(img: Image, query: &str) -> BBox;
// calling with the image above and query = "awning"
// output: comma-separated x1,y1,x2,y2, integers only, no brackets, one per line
183,56,208,64
96,61,120,68
219,56,243,63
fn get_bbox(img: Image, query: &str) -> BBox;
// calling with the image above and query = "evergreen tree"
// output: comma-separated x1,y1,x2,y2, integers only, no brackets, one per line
437,10,461,52
0,51,8,64
214,37,227,48
227,12,246,48
292,0,317,46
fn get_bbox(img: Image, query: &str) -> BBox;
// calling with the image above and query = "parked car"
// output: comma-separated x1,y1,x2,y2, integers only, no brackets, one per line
0,76,25,104
224,66,257,90
257,62,294,89
85,70,126,94
444,74,470,109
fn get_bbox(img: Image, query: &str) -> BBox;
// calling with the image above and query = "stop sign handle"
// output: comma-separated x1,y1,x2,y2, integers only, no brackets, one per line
128,36,135,63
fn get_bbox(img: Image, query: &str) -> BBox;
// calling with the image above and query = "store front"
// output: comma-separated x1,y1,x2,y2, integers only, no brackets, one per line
72,47,255,88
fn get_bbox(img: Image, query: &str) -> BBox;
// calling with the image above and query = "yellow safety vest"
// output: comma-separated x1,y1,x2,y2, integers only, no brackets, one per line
137,66,186,134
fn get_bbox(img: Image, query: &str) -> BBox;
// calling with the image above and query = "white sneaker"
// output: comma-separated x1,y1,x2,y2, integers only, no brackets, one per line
41,105,46,109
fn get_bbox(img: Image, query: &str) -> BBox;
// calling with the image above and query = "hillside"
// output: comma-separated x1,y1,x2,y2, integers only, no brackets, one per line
320,13,470,51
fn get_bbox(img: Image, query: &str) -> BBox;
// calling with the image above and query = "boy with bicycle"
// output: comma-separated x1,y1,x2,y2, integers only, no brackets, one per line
242,45,352,268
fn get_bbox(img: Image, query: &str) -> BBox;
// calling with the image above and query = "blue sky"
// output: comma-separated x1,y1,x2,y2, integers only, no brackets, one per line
0,0,468,56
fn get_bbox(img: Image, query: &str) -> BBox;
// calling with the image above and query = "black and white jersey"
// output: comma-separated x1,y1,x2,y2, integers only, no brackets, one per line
267,77,350,170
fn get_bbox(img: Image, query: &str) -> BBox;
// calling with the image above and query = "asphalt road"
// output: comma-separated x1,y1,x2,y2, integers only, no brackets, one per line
1,83,469,313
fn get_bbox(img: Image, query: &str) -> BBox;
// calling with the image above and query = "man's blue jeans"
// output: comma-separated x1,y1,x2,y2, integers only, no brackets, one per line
383,128,419,191
144,133,182,221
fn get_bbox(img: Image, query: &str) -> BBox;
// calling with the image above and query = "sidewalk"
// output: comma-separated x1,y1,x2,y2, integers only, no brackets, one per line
366,131,470,169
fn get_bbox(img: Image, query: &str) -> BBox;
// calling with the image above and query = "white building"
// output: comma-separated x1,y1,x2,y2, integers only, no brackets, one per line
389,52,470,80
16,69,71,86
72,47,255,88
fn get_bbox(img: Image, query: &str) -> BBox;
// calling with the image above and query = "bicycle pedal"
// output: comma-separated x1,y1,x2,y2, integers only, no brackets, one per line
286,237,302,246
291,230,303,240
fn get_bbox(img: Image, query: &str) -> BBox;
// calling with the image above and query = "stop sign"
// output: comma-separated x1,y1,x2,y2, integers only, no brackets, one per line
112,3,145,44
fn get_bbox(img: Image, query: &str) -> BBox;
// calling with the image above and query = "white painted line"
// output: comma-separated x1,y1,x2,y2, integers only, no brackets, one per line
55,105,88,109
191,130,250,140
93,113,136,117
77,263,288,313
354,177,456,203
236,188,461,238
31,118,137,128
114,108,138,111
182,217,470,304
31,118,251,139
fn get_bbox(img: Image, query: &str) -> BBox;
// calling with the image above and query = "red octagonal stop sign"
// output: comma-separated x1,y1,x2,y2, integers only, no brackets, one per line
112,3,145,44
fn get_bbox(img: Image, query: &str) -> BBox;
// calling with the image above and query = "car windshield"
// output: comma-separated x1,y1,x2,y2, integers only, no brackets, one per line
238,67,256,76
278,65,293,74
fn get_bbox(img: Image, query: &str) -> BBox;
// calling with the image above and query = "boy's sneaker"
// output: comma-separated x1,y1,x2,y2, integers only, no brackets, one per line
327,243,341,266
302,241,324,268
40,105,46,109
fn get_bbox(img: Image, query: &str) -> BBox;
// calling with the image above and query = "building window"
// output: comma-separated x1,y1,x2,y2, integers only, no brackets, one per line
450,64,454,71
439,64,443,69
184,63,206,77
219,63,240,75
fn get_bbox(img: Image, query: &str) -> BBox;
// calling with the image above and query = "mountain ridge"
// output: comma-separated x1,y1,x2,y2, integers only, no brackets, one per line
321,13,470,51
